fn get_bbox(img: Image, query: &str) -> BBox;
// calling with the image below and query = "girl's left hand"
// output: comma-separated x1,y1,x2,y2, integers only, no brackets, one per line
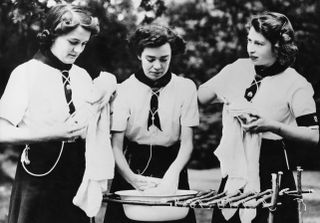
144,172,179,196
242,113,274,133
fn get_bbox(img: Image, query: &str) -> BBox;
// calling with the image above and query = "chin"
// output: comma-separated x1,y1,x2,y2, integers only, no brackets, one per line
64,58,76,64
251,60,262,66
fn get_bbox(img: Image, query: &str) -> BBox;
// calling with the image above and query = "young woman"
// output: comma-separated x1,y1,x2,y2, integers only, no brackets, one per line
198,12,319,223
104,24,199,223
0,4,107,223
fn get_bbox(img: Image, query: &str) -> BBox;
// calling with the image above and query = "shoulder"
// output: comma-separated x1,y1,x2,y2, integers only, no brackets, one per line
171,73,197,89
282,67,311,88
11,59,38,73
225,58,253,72
118,74,141,88
70,64,92,82
8,59,40,82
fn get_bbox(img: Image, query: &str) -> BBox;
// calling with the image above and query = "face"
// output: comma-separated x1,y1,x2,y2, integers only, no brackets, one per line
139,43,172,80
247,27,277,66
51,26,91,64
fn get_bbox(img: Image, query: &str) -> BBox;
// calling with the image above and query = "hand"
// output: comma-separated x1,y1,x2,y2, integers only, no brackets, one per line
242,113,274,133
42,115,87,142
128,174,160,191
144,171,179,196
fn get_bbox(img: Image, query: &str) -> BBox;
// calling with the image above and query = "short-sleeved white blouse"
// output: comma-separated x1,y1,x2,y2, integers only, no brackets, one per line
201,58,316,140
0,59,93,129
111,73,199,147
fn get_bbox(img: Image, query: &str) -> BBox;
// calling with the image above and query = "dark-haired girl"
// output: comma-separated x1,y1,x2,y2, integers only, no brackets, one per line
198,12,319,223
104,24,199,223
0,4,103,223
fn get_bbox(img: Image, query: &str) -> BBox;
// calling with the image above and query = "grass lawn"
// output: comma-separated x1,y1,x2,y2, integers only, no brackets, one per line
1,168,320,223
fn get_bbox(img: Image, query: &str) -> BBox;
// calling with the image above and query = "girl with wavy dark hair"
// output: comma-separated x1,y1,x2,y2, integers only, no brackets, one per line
199,11,318,223
104,23,199,223
0,4,115,223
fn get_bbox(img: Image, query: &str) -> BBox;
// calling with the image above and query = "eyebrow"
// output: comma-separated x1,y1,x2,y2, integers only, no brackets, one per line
146,55,170,59
247,36,265,44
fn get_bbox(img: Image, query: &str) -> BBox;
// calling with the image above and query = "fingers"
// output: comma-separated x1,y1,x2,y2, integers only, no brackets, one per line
133,175,160,191
242,122,259,133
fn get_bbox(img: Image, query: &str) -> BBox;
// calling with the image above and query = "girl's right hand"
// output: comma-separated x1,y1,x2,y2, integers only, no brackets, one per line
41,116,87,142
128,174,160,191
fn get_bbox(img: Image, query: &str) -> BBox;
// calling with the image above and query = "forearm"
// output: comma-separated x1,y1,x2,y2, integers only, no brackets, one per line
113,147,135,181
167,144,192,176
111,132,135,182
0,119,50,145
165,127,194,177
269,120,319,146
0,117,85,145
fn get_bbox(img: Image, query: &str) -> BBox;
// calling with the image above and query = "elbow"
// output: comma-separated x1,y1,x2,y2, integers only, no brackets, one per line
306,129,319,147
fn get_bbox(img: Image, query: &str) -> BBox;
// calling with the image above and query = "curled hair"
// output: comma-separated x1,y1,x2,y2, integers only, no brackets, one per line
37,4,100,49
247,11,298,67
128,23,186,56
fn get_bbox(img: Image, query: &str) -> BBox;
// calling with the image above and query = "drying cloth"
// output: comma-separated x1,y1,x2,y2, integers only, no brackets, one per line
214,100,262,223
73,72,116,217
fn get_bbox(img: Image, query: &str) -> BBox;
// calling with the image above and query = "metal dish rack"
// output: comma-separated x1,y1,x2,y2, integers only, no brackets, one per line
104,166,312,223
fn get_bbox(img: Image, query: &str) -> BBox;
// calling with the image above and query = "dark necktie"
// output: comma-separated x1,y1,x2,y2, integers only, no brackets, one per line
61,70,76,115
148,88,162,131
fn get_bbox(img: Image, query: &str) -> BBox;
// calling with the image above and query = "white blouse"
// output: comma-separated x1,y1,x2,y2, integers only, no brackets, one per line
201,58,316,140
0,59,93,129
111,73,199,147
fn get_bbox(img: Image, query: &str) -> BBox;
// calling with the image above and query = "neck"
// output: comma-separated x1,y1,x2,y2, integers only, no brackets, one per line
254,60,287,78
33,48,72,71
135,69,172,89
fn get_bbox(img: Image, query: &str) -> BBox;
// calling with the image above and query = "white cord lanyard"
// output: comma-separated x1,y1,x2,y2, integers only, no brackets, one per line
21,142,65,177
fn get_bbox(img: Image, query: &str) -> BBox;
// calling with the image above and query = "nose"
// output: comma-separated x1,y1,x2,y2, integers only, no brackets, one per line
73,44,85,54
247,42,255,54
153,60,162,70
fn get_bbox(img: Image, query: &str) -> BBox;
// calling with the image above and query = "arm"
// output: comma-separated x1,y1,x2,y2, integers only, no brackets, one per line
198,63,233,105
111,131,158,190
146,126,194,194
0,117,87,145
243,80,319,146
243,116,319,146
164,126,194,182
198,81,218,105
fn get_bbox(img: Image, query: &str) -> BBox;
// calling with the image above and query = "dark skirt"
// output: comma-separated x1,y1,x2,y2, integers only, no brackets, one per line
104,140,196,223
211,139,299,223
8,139,90,223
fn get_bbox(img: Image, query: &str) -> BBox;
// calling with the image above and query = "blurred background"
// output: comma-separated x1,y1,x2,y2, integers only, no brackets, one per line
0,0,320,222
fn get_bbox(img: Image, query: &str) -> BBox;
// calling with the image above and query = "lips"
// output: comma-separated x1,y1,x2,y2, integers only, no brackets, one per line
68,54,78,58
249,55,258,61
150,71,163,76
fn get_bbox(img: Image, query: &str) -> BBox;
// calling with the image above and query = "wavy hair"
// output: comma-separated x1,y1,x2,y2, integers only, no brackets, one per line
37,4,100,49
247,11,298,67
128,23,186,56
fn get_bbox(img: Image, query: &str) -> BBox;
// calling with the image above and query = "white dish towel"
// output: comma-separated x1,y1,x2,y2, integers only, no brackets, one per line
214,101,262,223
73,72,116,217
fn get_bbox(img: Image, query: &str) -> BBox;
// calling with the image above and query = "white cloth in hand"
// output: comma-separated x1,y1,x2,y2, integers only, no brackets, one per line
73,72,116,217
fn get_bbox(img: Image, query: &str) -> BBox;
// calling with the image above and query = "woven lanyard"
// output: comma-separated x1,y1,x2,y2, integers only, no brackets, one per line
148,88,162,131
61,70,75,114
